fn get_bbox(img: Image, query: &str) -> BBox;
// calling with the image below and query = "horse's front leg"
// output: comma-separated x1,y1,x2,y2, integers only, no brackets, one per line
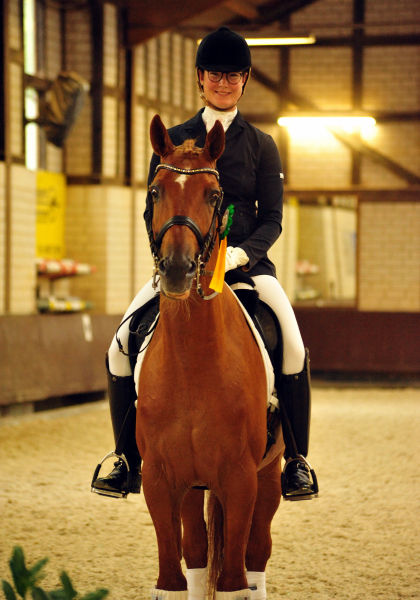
217,465,259,594
181,489,208,600
181,488,207,567
245,456,282,597
142,460,187,593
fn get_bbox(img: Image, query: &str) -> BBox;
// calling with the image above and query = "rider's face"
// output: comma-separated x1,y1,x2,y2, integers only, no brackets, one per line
199,70,247,111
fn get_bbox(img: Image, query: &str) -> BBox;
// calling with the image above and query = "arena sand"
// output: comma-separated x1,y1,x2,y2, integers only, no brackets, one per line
1,387,420,600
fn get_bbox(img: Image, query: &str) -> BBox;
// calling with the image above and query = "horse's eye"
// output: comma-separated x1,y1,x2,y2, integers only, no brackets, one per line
210,191,220,205
149,186,159,203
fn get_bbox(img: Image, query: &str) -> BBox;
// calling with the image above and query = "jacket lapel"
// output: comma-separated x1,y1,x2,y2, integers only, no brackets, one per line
225,110,246,141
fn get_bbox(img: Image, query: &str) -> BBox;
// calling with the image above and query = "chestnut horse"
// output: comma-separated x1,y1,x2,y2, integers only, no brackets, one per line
136,115,283,599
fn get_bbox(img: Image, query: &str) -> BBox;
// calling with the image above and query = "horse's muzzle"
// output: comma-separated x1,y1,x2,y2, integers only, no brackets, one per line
158,254,196,298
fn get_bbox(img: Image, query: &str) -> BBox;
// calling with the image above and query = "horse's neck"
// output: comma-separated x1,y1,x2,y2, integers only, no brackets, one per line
158,288,233,354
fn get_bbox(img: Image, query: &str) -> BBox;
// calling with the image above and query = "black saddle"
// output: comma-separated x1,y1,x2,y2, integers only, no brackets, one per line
225,269,283,365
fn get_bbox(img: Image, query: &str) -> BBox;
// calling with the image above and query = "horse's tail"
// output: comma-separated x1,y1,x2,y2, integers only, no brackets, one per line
207,491,224,598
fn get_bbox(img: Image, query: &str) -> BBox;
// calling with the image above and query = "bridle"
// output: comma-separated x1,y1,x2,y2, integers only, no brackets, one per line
147,162,224,299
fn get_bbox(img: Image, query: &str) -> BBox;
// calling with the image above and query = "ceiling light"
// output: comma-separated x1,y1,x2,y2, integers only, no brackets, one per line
278,116,376,127
197,35,316,47
245,36,316,46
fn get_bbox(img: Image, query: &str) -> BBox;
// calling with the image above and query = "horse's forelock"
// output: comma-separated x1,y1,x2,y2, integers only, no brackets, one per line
172,139,203,159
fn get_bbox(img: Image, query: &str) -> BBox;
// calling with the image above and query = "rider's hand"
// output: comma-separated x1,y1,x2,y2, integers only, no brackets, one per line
225,246,249,272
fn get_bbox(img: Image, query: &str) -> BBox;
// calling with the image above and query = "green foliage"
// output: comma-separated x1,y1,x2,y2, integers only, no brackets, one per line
2,548,108,600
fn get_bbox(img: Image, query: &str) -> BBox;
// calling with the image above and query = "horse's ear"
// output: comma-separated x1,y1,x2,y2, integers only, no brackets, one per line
150,114,175,157
204,120,225,163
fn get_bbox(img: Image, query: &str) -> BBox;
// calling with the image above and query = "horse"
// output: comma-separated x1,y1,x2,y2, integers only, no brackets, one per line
136,115,284,600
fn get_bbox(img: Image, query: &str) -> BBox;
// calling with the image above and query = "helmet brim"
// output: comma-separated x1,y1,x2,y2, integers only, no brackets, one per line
197,63,250,73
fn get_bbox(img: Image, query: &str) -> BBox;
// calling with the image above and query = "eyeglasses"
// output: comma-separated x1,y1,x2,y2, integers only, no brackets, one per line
207,71,244,84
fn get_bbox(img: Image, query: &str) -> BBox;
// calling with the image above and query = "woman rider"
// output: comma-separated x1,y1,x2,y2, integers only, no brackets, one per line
92,27,318,504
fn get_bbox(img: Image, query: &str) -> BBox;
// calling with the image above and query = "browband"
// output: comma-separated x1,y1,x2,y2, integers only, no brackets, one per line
154,163,220,181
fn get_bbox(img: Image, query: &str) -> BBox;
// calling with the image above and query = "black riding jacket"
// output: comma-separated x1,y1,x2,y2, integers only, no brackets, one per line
146,108,283,277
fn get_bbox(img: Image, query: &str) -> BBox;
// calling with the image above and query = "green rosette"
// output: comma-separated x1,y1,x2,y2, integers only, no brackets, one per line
220,204,235,240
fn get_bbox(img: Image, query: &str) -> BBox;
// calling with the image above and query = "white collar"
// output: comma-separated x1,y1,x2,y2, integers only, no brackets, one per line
202,106,238,133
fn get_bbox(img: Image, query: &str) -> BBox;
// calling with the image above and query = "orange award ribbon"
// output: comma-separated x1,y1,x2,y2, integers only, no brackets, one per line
209,237,227,294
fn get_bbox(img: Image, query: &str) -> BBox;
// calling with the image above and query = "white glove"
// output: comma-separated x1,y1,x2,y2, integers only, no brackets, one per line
225,246,249,272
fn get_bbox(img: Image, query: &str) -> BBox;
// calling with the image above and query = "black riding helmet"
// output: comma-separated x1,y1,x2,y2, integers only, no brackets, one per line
196,26,252,103
196,26,252,72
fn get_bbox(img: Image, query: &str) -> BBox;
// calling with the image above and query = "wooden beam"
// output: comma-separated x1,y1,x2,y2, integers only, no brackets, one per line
127,0,226,45
224,0,259,21
333,130,420,185
91,0,104,177
308,34,420,47
351,0,365,184
228,0,321,26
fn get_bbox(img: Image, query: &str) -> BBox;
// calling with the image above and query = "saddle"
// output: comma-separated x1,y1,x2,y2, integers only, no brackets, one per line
127,268,283,457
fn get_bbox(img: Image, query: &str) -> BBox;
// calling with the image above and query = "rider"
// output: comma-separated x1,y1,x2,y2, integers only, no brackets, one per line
92,26,318,503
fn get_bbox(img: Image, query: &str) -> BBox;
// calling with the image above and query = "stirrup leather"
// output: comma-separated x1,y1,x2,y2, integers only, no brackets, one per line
91,451,131,499
281,455,319,502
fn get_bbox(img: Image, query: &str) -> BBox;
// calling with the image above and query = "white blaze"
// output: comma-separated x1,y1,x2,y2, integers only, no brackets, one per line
175,173,188,189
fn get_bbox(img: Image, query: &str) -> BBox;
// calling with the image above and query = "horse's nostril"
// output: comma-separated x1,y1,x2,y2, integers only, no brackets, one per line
188,261,197,276
158,258,167,274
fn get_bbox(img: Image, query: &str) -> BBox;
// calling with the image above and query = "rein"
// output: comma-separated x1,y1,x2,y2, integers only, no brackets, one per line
147,162,224,299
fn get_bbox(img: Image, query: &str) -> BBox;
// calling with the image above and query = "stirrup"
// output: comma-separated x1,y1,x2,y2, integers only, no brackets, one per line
281,455,319,502
91,451,131,499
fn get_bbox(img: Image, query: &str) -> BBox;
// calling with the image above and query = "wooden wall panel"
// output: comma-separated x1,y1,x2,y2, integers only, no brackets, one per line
295,307,420,374
0,313,121,406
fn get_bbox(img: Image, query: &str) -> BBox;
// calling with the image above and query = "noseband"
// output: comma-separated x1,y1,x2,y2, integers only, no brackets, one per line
147,163,224,298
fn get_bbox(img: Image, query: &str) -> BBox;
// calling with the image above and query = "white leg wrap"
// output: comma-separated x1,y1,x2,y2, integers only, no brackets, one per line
215,590,252,600
186,567,208,600
150,590,189,600
246,572,266,600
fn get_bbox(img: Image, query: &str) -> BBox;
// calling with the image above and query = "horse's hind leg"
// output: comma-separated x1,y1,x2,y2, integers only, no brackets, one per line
142,462,187,591
246,457,282,578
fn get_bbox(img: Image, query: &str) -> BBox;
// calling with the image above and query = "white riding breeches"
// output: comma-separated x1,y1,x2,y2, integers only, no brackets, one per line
251,275,305,375
109,278,158,377
108,275,305,377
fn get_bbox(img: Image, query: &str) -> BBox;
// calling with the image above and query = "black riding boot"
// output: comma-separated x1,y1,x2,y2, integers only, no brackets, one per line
91,357,142,498
280,349,318,501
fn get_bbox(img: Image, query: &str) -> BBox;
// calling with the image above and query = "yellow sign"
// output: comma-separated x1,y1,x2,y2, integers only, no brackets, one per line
36,171,66,259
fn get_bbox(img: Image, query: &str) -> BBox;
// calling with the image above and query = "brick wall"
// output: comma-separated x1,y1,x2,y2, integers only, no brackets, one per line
291,0,353,35
134,188,154,293
358,201,420,311
240,0,420,192
66,186,133,314
288,128,352,189
268,201,299,301
9,166,37,314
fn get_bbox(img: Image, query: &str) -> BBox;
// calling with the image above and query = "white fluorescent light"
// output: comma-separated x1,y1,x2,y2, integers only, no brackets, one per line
197,36,316,47
278,116,376,127
246,36,316,46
